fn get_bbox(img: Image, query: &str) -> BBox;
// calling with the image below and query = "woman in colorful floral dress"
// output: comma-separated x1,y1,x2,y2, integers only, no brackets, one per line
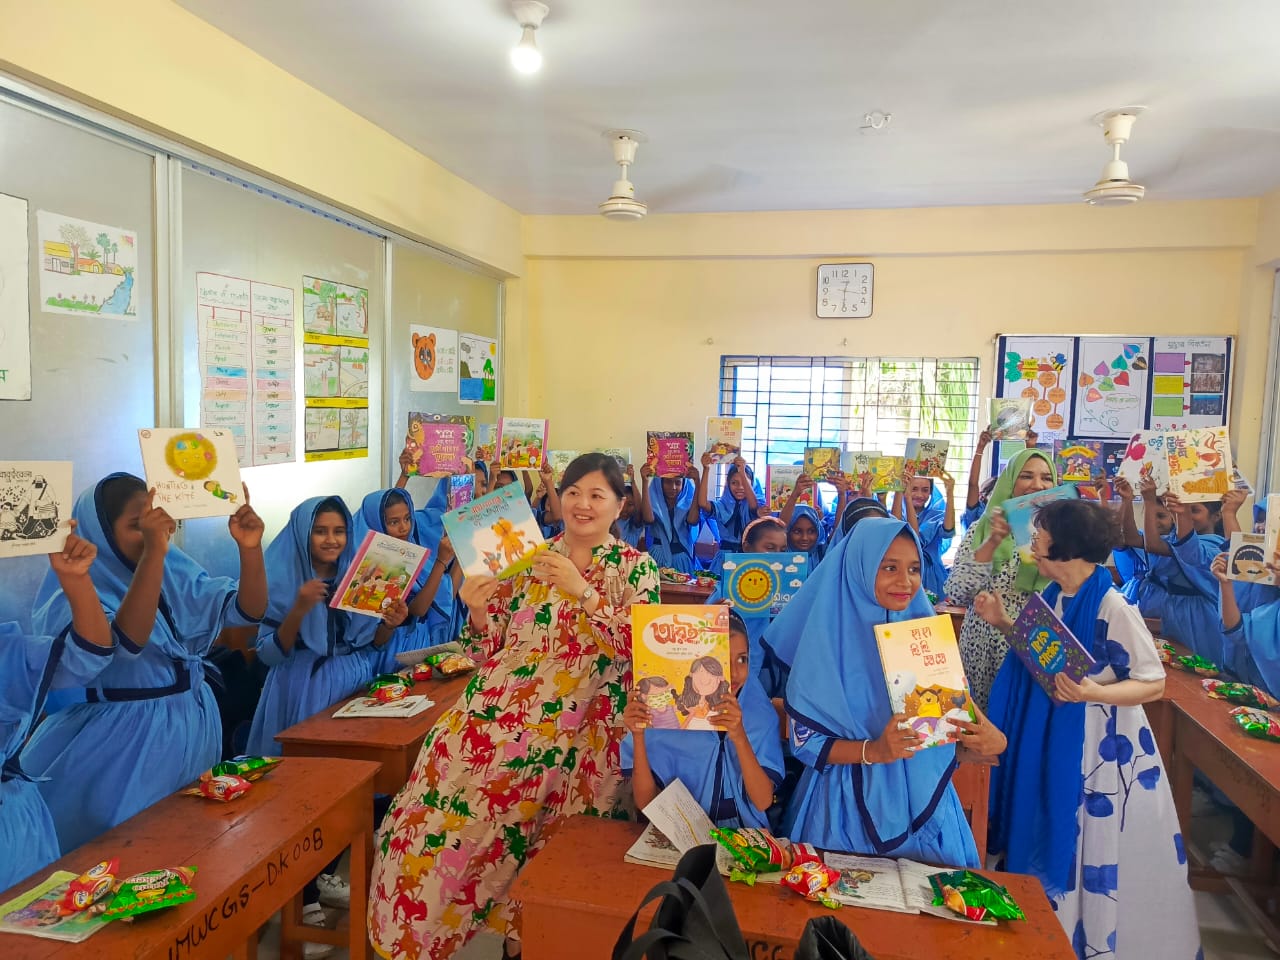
368,453,660,960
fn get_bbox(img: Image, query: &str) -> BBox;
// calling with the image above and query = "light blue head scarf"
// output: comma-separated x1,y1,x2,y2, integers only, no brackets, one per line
354,488,433,594
648,476,699,559
785,504,827,565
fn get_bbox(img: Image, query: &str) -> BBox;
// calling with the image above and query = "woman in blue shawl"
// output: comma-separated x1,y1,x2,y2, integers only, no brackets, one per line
246,496,392,758
622,611,783,828
639,461,705,574
2,531,113,890
975,499,1198,959
24,474,267,852
899,472,956,600
763,517,1004,861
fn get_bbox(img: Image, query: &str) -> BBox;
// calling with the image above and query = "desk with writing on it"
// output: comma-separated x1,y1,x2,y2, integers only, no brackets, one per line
276,673,471,797
510,816,1074,960
0,757,378,960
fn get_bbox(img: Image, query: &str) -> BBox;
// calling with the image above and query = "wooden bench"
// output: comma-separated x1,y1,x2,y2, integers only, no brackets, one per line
0,756,378,960
510,815,1073,960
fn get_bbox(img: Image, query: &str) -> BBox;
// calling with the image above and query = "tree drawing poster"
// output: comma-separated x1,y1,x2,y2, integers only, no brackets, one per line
458,333,498,405
998,337,1075,444
1070,338,1149,440
35,210,138,319
0,193,30,401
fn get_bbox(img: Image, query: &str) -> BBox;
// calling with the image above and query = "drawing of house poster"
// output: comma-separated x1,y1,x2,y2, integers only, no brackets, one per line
0,193,31,401
458,333,498,405
302,275,371,462
36,210,138,319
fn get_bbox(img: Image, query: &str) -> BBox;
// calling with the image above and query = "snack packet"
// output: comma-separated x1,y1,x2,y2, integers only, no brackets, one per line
1202,679,1280,711
1230,706,1280,742
709,827,797,874
368,674,412,703
183,774,252,802
928,870,1025,922
1157,642,1175,664
404,663,434,682
57,859,119,915
204,756,282,782
781,861,841,908
103,867,197,919
426,652,477,677
1174,654,1219,677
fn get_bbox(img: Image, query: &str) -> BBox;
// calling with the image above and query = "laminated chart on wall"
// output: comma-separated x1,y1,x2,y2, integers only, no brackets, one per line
996,336,1075,444
1148,337,1232,431
196,272,297,467
302,275,370,461
1069,338,1150,440
458,333,498,405
0,193,31,401
35,210,138,319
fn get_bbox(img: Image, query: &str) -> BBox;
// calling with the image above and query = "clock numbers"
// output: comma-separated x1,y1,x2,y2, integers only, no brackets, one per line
816,263,873,319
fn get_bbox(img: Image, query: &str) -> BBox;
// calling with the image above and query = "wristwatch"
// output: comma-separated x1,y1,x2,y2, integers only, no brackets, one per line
578,585,597,605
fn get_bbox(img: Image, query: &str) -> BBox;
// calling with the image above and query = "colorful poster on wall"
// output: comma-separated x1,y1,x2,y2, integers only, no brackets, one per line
408,324,459,393
302,275,371,462
1070,338,1150,440
997,336,1075,444
458,333,498,405
0,193,31,401
35,210,137,319
196,272,296,467
1148,337,1232,431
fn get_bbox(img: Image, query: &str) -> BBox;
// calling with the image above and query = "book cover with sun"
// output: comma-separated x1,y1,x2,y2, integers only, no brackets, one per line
722,552,810,617
138,428,243,520
631,606,731,731
873,614,975,750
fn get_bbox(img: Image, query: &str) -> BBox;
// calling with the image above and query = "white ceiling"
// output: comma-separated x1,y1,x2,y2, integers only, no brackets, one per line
175,0,1280,214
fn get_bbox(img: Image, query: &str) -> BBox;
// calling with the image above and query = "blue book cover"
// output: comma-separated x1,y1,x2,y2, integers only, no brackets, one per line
999,482,1079,565
441,483,547,579
721,552,809,617
1007,592,1096,698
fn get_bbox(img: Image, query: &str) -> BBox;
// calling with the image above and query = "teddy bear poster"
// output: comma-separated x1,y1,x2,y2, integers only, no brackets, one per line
408,324,459,394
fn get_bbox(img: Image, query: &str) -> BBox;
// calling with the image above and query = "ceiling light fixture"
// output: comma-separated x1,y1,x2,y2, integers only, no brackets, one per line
510,1,549,75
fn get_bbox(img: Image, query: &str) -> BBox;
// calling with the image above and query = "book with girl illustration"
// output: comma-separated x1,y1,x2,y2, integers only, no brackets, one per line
873,614,975,749
903,438,948,478
406,412,474,477
137,427,244,520
331,531,431,617
765,465,813,511
631,605,731,731
496,417,549,471
705,417,743,463
647,431,695,478
441,483,548,579
999,482,1079,565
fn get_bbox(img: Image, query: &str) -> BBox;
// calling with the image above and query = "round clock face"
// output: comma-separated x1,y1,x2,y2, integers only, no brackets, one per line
726,557,780,615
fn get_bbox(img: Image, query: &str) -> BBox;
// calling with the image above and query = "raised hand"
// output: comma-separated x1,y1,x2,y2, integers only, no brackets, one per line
295,578,330,611
1114,477,1135,502
973,590,1013,630
140,489,176,557
983,507,1011,547
228,484,265,550
48,521,96,580
1210,552,1230,584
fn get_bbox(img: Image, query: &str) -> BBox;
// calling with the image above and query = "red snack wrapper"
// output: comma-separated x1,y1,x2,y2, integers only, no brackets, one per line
57,859,119,915
183,774,252,802
406,663,433,682
781,861,841,901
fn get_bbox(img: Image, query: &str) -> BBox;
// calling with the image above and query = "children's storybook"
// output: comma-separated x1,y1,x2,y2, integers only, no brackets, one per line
597,448,633,478
1164,426,1232,503
721,552,810,617
0,871,111,942
447,473,475,510
548,450,578,484
496,417,549,471
705,417,743,464
473,422,497,464
407,413,473,477
333,695,436,719
867,456,905,494
647,431,694,478
1053,441,1110,501
441,484,548,579
0,461,72,560
331,531,431,617
822,853,993,924
989,398,1031,441
1113,431,1167,497
904,438,948,478
1006,593,1097,698
874,614,975,750
138,427,243,520
631,606,731,732
1227,533,1275,585
843,450,881,487
765,465,813,511
803,446,842,481
1267,494,1280,562
999,483,1080,565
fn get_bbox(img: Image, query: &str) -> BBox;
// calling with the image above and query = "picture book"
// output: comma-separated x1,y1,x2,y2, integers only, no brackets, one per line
873,614,975,749
721,552,810,617
867,456,906,494
0,871,111,942
765,465,813,511
0,461,72,560
705,417,743,464
647,431,695,479
803,446,842,481
1226,533,1274,585
447,473,476,510
1005,593,1097,698
822,853,993,924
999,482,1080,565
1054,440,1109,501
1165,426,1232,503
441,483,548,579
408,413,473,477
989,397,1031,441
138,427,244,521
473,422,497,464
1115,431,1169,496
843,450,882,489
497,417,549,471
548,450,579,484
1231,467,1254,495
331,531,431,618
332,695,436,719
596,447,634,479
1267,494,1280,563
631,605,731,731
903,438,948,478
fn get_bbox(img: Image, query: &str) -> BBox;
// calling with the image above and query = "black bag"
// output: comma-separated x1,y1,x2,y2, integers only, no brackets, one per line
793,917,876,960
613,844,749,960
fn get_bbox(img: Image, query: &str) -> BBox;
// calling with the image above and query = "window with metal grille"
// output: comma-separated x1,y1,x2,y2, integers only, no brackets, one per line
718,355,982,484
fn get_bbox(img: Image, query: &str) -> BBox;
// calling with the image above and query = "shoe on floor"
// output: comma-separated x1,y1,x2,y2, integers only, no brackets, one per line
1190,786,1218,818
1210,847,1250,877
301,903,334,959
316,873,350,909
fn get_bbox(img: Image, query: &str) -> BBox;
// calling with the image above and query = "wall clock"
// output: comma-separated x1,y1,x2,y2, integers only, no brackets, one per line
816,263,873,318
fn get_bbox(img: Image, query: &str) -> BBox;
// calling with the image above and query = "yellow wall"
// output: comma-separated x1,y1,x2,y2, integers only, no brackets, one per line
523,199,1265,478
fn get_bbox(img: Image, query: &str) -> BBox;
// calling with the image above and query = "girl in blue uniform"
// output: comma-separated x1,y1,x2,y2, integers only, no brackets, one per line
898,470,956,600
2,528,113,890
1113,476,1174,605
707,517,790,696
708,457,766,566
622,611,783,828
639,461,705,574
616,467,648,549
24,474,267,852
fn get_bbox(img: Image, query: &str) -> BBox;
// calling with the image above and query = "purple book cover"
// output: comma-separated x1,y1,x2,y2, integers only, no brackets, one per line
1007,592,1096,698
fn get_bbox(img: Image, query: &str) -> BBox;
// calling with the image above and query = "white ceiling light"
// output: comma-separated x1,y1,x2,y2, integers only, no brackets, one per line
1083,107,1147,206
509,1,549,75
599,130,648,220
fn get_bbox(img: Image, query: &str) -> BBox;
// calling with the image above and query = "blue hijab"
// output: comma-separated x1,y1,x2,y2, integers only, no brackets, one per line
259,496,375,656
354,488,434,593
786,505,827,565
715,465,763,552
648,476,699,560
987,564,1114,898
766,517,958,854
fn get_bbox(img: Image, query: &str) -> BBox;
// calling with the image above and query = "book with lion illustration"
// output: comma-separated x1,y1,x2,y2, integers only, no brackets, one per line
496,417,549,471
873,614,975,750
138,428,244,520
631,605,731,732
441,483,548,579
331,531,431,618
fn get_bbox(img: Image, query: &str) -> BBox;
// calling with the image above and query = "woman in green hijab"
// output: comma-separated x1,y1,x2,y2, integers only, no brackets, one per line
944,446,1058,709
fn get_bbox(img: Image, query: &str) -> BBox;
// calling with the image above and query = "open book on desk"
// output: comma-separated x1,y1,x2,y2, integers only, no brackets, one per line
824,853,994,924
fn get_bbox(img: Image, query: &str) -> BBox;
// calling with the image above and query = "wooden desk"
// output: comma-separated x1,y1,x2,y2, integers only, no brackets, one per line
276,674,470,797
660,580,716,605
0,757,378,960
511,816,1073,960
